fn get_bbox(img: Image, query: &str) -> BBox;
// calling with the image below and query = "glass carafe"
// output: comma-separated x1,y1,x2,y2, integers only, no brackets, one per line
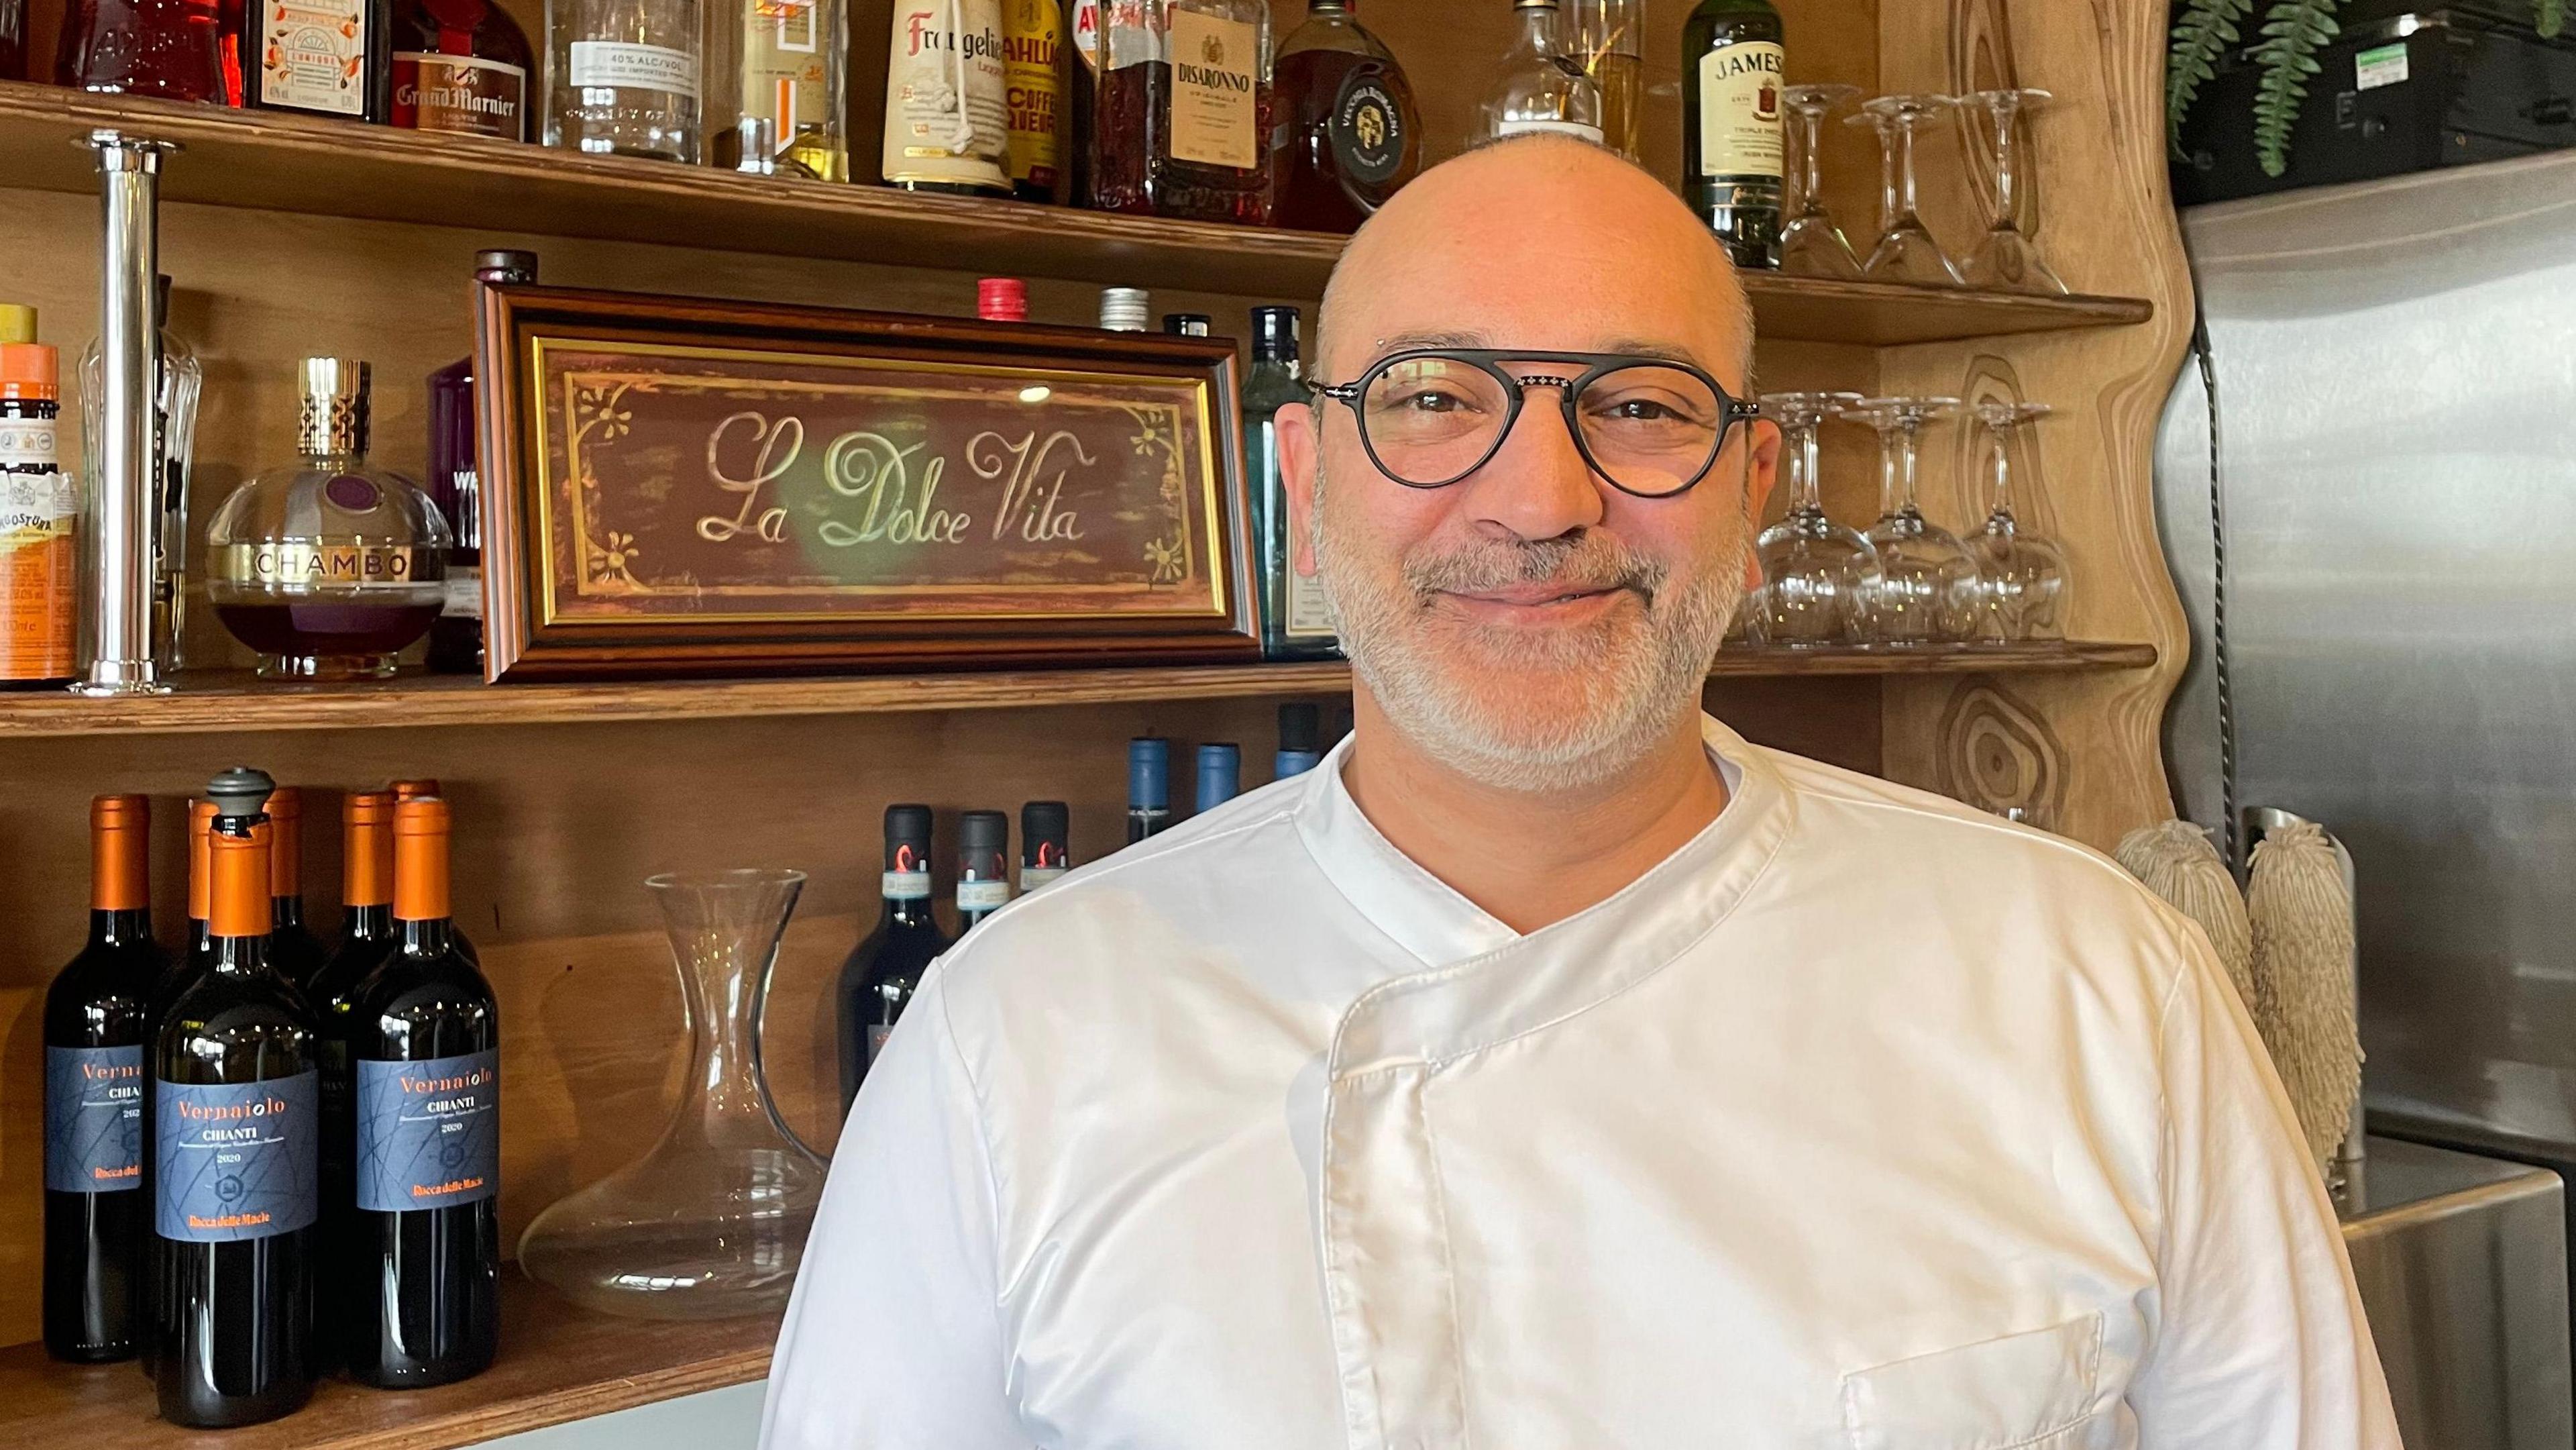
517,869,828,1320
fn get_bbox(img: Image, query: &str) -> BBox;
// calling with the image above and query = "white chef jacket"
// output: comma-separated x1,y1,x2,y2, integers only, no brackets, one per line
763,717,2398,1449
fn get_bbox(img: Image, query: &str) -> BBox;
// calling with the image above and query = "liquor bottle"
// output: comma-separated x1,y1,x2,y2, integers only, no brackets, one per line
427,250,535,677
205,359,453,679
879,0,1008,193
1473,0,1601,148
247,0,394,121
977,276,1029,322
1126,738,1170,842
955,809,1010,931
1244,306,1337,660
710,0,847,177
549,0,704,162
1099,287,1148,331
137,796,217,1379
264,787,329,990
54,0,227,100
1275,701,1322,778
837,805,951,1112
1,0,21,79
344,794,500,1388
392,0,534,137
1267,0,1418,233
44,794,170,1363
1195,743,1240,812
1066,0,1098,204
154,768,318,1429
1091,0,1271,223
1162,313,1211,336
1681,0,1784,268
0,325,78,686
309,790,397,1361
1000,0,1063,200
1020,800,1069,891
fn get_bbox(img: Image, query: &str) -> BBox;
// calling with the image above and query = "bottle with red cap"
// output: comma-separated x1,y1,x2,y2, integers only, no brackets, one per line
0,307,78,687
977,277,1029,323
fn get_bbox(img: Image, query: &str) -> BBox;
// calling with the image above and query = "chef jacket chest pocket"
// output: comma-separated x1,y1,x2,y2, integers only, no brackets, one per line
1839,1311,2108,1450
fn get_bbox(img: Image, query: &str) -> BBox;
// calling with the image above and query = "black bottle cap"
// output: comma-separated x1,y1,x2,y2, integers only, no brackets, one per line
1279,702,1321,754
475,250,540,284
1022,800,1070,847
960,810,1009,855
1163,313,1213,337
883,803,934,853
1251,305,1301,362
205,766,276,824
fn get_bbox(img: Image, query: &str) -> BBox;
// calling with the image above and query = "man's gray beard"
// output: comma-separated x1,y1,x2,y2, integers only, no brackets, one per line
1312,458,1746,792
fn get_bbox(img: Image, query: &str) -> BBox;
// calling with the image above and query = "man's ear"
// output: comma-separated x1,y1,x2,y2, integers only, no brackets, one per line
1743,417,1782,522
1278,402,1322,576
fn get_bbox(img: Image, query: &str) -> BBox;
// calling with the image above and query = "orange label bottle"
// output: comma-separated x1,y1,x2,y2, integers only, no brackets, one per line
0,329,76,684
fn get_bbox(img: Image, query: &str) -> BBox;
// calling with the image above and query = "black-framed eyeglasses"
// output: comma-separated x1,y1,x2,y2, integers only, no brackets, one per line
1309,348,1762,499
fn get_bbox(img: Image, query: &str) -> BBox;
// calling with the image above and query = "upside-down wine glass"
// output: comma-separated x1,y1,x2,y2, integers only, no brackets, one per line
1752,391,1876,647
1845,395,1978,645
1960,88,2070,295
1969,400,2069,641
1847,95,1963,286
1778,84,1864,278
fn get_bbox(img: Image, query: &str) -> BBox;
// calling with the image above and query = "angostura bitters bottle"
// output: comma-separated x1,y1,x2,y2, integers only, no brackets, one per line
152,768,319,1429
43,794,170,1363
345,793,500,1388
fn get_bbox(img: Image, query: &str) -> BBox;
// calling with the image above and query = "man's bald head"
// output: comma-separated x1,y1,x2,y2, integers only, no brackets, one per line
1315,135,1757,391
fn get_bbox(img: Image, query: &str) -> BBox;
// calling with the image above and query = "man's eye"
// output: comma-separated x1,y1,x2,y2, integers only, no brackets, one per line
1391,388,1475,413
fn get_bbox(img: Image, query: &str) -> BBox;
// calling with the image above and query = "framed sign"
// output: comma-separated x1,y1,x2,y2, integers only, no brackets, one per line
473,282,1256,680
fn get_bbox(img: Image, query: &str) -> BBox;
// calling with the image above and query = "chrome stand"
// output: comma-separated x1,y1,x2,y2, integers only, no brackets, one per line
72,130,178,696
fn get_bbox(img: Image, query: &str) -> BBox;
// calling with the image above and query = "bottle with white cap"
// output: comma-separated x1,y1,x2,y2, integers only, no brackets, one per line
1098,287,1151,331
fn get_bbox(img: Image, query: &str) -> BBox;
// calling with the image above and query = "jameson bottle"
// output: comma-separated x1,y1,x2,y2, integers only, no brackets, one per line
309,790,399,1365
44,794,170,1363
1682,0,1786,268
265,787,329,990
1020,800,1070,892
153,768,318,1429
1127,738,1171,842
837,805,951,1112
345,794,500,1388
1246,307,1337,660
956,810,1012,932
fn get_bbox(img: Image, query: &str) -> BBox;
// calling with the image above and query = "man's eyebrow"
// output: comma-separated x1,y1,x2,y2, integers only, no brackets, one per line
1367,331,1708,368
1597,338,1706,367
1375,329,1490,351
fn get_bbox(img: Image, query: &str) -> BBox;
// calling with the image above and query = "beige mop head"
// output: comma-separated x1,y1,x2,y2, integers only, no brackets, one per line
2245,821,2365,1172
2115,821,2258,1011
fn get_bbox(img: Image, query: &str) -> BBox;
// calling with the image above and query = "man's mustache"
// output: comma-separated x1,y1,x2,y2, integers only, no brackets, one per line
1401,533,1669,604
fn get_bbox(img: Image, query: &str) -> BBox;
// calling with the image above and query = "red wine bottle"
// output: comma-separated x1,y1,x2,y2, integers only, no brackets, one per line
264,786,329,990
43,794,171,1363
154,768,318,1429
309,788,398,1372
343,793,500,1388
956,810,1011,932
1020,800,1070,892
837,805,951,1113
137,796,217,1380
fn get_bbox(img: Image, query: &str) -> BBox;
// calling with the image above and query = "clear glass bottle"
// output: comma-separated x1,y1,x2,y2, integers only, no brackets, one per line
204,358,452,680
1472,0,1600,148
1244,305,1336,660
708,0,846,178
1091,0,1271,223
549,0,703,162
1267,0,1417,233
78,276,202,677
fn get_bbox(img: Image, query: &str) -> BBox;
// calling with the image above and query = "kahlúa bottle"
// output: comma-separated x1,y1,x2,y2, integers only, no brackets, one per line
43,794,172,1362
153,768,319,1429
345,792,500,1388
837,804,951,1112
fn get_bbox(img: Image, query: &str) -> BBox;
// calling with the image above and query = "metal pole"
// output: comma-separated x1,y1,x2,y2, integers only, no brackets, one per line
74,130,176,696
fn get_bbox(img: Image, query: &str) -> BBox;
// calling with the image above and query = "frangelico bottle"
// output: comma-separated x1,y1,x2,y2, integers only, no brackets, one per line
1682,0,1785,268
837,805,952,1112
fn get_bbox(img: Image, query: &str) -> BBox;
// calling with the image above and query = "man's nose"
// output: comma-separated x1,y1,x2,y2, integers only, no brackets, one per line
1460,386,1607,541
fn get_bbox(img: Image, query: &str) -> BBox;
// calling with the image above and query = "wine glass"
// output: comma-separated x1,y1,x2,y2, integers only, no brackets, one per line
1968,400,2070,641
1778,84,1864,278
1842,395,1979,645
1960,88,2070,295
1846,95,1964,286
1752,391,1876,647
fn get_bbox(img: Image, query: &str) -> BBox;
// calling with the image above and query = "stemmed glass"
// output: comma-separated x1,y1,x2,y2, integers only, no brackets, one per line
1778,84,1864,278
1960,88,2069,295
1844,395,1979,645
1968,401,2070,641
1751,391,1876,647
1847,95,1964,286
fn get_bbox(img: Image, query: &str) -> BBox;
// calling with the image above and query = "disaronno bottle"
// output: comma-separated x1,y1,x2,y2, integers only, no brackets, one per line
880,0,1009,194
712,0,848,178
1091,0,1271,223
205,360,452,680
1682,0,1784,267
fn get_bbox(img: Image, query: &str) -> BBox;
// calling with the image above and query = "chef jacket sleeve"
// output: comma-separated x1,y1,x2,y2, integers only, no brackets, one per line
760,969,1030,1449
2127,921,2402,1447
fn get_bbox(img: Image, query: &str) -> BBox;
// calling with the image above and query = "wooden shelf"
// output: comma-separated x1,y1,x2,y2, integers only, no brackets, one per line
0,83,2151,344
0,1280,773,1450
0,644,2153,739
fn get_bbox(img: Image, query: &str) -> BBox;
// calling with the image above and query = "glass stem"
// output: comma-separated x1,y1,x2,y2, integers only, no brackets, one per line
1892,116,1923,229
1988,100,2021,234
1792,421,1824,512
1990,426,2017,523
1895,419,1924,514
1793,110,1825,219
1876,119,1904,235
1878,424,1906,519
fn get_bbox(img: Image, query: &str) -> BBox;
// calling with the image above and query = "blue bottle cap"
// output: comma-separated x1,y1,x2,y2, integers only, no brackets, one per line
1196,743,1242,812
1129,738,1169,810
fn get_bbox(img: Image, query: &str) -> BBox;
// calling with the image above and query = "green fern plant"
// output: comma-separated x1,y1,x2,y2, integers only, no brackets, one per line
2169,0,2570,177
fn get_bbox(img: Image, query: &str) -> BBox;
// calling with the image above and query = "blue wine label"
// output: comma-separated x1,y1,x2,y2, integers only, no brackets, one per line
45,1045,146,1194
355,1050,499,1212
156,1072,319,1242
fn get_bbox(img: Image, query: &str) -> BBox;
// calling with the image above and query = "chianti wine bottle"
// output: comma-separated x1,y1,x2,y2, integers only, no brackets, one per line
309,789,399,1369
345,792,500,1388
957,810,1011,932
1020,800,1070,892
43,794,171,1363
392,779,481,965
138,796,217,1380
1275,702,1324,779
264,786,329,990
1128,738,1171,842
154,768,318,1429
837,805,951,1113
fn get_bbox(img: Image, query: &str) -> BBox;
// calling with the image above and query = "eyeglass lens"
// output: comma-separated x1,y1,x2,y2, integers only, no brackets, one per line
1358,356,1728,496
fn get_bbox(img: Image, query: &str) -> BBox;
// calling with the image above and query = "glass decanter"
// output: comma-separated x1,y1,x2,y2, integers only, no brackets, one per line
1778,83,1862,278
1960,87,2069,295
1968,400,2069,641
519,870,828,1320
1752,391,1875,648
204,358,451,679
1847,94,1962,286
1845,395,1978,646
1473,0,1602,148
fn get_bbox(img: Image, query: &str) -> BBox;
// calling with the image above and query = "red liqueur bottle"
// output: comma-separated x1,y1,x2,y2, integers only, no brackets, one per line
1267,0,1416,232
55,0,227,101
1089,0,1271,223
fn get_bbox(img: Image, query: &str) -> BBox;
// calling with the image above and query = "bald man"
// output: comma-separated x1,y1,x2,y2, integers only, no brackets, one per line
762,140,2397,1449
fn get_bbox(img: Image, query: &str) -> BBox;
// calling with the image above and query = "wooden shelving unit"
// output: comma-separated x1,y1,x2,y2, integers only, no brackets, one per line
0,83,2151,344
0,1282,773,1450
